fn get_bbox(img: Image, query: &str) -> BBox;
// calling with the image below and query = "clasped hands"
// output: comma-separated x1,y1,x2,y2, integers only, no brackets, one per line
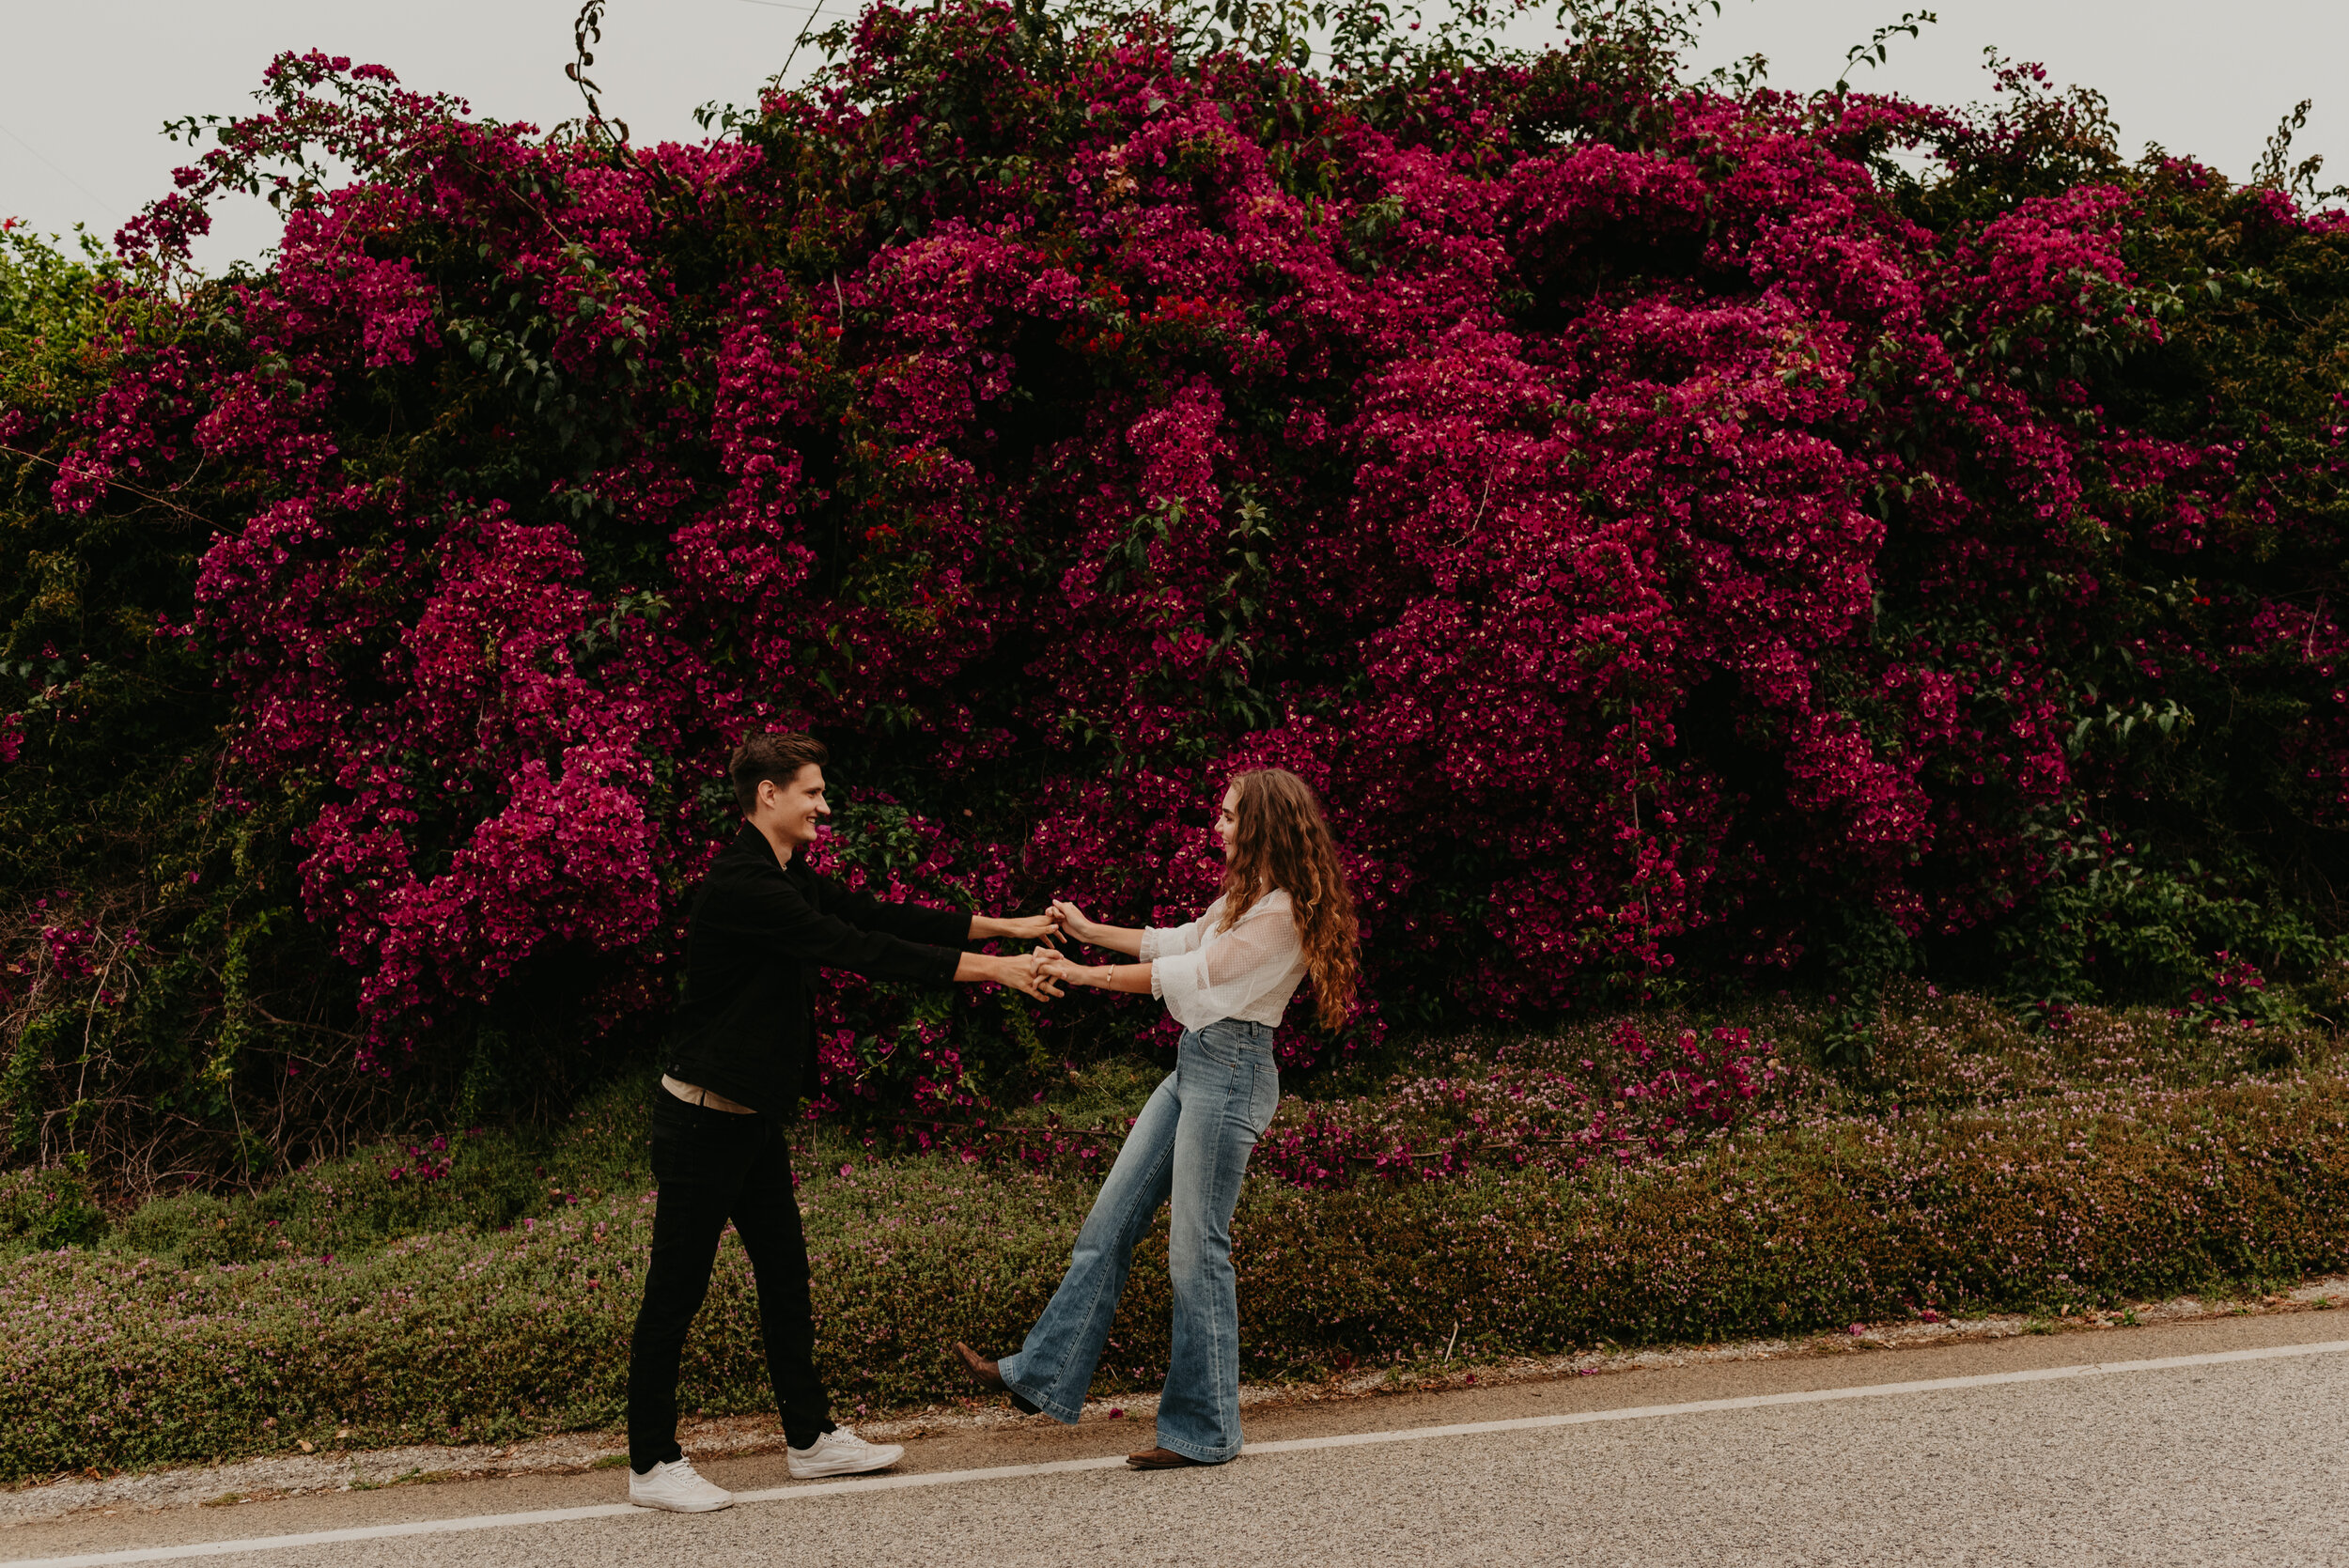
970,901,1113,1001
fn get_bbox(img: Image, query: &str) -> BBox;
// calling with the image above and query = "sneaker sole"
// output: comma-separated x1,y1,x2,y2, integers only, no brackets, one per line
786,1452,906,1479
630,1493,736,1513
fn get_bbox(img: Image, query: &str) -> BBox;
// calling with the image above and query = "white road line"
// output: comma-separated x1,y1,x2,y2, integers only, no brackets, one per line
5,1506,645,1568
1240,1339,2349,1455
15,1338,2348,1568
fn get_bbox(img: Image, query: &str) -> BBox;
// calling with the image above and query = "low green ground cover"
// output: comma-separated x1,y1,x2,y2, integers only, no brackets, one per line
4,995,2346,1482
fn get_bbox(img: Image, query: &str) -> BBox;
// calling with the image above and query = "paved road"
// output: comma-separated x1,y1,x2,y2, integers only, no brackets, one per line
12,1312,2349,1567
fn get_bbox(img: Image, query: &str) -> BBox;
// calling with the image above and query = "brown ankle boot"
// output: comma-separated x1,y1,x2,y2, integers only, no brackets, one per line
1127,1447,1206,1469
949,1343,1038,1415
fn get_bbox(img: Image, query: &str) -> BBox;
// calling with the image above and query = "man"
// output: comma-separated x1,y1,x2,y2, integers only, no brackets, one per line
626,731,1061,1513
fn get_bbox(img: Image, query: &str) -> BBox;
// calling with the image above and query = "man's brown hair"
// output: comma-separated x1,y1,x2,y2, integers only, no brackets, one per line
731,732,830,815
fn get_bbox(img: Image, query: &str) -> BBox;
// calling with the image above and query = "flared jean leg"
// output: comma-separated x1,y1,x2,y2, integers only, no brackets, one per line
1154,1026,1278,1463
997,1073,1181,1422
999,1020,1280,1456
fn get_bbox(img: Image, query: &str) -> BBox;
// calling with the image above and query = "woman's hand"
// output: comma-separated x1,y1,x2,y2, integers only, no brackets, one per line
1043,902,1146,957
1036,949,1093,988
959,950,1063,1000
972,911,1064,942
1047,900,1101,945
1037,949,1156,995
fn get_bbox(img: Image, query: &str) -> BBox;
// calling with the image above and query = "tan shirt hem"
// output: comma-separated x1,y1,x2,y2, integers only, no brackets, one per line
661,1074,756,1114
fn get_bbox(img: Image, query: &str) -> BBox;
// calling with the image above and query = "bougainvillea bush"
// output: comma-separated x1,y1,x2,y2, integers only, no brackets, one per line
5,0,2349,1174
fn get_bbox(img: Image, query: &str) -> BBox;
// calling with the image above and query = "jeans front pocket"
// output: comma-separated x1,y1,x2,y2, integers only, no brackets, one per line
1245,1054,1281,1138
1181,1025,1238,1073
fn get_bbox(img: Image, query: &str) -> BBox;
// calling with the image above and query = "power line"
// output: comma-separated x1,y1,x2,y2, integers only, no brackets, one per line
0,114,125,224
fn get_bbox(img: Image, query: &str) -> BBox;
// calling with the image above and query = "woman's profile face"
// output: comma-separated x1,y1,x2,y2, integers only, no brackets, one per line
1215,784,1241,857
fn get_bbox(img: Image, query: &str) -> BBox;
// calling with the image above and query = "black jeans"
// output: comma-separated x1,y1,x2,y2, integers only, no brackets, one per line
627,1088,834,1471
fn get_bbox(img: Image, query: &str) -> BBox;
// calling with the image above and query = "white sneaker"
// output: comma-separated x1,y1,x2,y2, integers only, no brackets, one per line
786,1425,906,1479
629,1455,734,1512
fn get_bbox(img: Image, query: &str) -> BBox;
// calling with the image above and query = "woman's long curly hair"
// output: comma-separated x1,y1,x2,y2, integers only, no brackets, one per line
1217,768,1359,1031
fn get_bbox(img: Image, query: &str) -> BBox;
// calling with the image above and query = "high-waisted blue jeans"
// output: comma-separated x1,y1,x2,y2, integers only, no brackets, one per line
999,1018,1281,1463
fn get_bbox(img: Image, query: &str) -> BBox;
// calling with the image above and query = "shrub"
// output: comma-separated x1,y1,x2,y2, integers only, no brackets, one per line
8,1056,2349,1480
0,1161,105,1258
101,1077,662,1267
1253,1019,1786,1187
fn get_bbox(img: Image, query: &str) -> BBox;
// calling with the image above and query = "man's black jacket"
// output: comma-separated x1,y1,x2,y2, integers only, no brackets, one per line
663,823,968,1113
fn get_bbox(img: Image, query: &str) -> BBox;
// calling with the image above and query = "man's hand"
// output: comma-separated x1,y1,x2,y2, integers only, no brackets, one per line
971,911,1064,943
995,950,1063,1001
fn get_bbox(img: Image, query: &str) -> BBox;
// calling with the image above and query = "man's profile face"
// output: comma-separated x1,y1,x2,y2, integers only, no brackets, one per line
755,764,831,848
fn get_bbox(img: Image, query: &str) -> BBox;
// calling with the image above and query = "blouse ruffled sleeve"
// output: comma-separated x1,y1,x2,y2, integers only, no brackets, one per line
1137,899,1218,964
1151,897,1292,1017
1152,945,1199,1007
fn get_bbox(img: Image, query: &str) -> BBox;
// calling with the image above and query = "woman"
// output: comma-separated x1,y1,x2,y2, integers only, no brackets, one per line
952,768,1358,1468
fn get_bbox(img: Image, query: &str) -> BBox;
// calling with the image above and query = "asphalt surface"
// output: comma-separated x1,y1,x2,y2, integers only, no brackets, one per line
10,1312,2349,1567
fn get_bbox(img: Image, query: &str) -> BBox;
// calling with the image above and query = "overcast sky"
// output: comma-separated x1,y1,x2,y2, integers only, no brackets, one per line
1,0,2341,272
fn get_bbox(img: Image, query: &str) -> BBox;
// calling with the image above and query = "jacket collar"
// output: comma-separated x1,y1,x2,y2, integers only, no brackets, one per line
733,819,808,877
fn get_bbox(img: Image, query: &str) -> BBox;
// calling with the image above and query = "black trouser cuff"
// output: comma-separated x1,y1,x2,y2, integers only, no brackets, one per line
630,1439,685,1476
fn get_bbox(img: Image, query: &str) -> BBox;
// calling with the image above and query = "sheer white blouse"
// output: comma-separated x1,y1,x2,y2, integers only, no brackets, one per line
1138,890,1309,1031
